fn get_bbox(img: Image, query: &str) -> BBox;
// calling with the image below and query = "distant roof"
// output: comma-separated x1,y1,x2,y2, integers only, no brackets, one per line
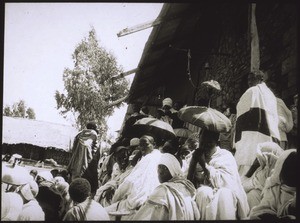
2,116,78,152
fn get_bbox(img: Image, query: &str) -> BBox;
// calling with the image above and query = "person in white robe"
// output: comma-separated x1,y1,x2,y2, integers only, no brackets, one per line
242,142,284,210
94,146,133,206
132,153,200,220
104,135,162,220
249,149,297,220
17,180,45,221
234,70,280,176
191,130,249,220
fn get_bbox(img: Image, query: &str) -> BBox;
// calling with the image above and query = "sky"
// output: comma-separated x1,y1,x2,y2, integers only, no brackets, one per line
3,3,163,140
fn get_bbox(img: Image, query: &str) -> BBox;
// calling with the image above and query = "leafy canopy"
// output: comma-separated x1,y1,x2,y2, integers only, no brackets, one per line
55,28,129,138
3,100,36,119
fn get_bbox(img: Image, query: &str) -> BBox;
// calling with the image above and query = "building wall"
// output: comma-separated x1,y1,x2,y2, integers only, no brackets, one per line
2,143,71,166
194,3,297,110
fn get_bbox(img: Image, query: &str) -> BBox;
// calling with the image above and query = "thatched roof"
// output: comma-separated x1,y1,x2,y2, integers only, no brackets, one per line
2,116,78,152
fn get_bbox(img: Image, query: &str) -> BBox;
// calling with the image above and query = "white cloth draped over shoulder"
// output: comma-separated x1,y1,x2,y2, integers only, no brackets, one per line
276,98,293,142
234,82,280,171
242,142,284,209
105,149,162,219
132,176,200,220
195,147,249,220
249,149,296,219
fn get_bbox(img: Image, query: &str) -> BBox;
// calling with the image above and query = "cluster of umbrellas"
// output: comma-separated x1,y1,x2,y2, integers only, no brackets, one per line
122,90,231,145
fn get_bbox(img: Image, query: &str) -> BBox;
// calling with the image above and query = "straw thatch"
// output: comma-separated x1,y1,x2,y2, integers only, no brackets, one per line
2,116,78,152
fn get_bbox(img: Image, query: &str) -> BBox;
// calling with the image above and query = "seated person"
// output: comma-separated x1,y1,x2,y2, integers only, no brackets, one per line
249,149,297,220
35,171,62,221
159,98,178,126
94,146,133,206
242,142,284,210
63,178,109,221
189,130,249,220
17,180,45,221
104,135,162,220
132,153,200,220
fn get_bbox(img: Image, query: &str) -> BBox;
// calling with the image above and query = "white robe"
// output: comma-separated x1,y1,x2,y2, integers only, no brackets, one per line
105,149,162,220
249,149,296,219
242,142,284,209
234,82,280,175
132,177,200,220
195,147,249,220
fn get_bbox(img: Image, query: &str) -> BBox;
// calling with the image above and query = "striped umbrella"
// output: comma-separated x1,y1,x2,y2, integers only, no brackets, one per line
174,128,193,139
126,117,175,146
178,106,232,133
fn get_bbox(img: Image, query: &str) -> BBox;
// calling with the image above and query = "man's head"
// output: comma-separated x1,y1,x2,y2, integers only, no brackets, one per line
86,121,99,134
129,138,140,150
248,70,264,87
161,138,179,155
139,135,155,155
69,178,91,203
157,153,182,183
162,98,173,110
114,146,130,171
199,129,220,152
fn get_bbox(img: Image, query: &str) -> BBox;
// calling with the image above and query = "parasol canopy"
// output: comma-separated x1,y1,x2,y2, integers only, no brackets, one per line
174,128,193,139
201,80,221,91
2,164,32,186
178,106,232,133
121,113,147,136
124,117,175,146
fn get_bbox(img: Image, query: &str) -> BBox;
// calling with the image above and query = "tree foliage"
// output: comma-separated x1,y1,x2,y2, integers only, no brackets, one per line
3,100,36,119
55,28,129,139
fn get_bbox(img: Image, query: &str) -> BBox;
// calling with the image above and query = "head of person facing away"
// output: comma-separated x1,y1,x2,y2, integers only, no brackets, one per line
17,180,39,204
198,129,220,158
86,121,99,134
68,178,91,204
139,135,155,156
280,151,297,187
157,153,183,183
248,70,264,87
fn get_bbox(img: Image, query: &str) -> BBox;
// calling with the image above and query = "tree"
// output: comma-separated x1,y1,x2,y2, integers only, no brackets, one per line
55,28,129,139
3,100,36,120
26,107,36,119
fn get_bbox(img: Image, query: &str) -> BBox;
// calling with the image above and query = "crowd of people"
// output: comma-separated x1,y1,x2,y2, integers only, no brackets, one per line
1,70,297,221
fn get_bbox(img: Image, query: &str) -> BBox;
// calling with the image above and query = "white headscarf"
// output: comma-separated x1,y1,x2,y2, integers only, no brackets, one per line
159,153,182,177
265,149,296,189
19,180,39,201
256,142,284,168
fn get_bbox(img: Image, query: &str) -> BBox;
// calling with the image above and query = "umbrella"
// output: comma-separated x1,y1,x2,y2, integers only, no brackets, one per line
174,128,193,138
2,164,32,186
201,80,221,107
121,113,147,136
178,106,232,133
125,117,175,146
201,80,221,91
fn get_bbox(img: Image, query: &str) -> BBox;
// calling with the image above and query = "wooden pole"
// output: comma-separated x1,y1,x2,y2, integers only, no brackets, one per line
117,18,162,37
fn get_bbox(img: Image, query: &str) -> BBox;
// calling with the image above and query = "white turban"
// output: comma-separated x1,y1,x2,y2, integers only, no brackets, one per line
163,98,173,107
159,153,182,177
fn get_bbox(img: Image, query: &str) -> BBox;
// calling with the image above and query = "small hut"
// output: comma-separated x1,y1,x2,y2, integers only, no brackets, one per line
2,116,78,166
